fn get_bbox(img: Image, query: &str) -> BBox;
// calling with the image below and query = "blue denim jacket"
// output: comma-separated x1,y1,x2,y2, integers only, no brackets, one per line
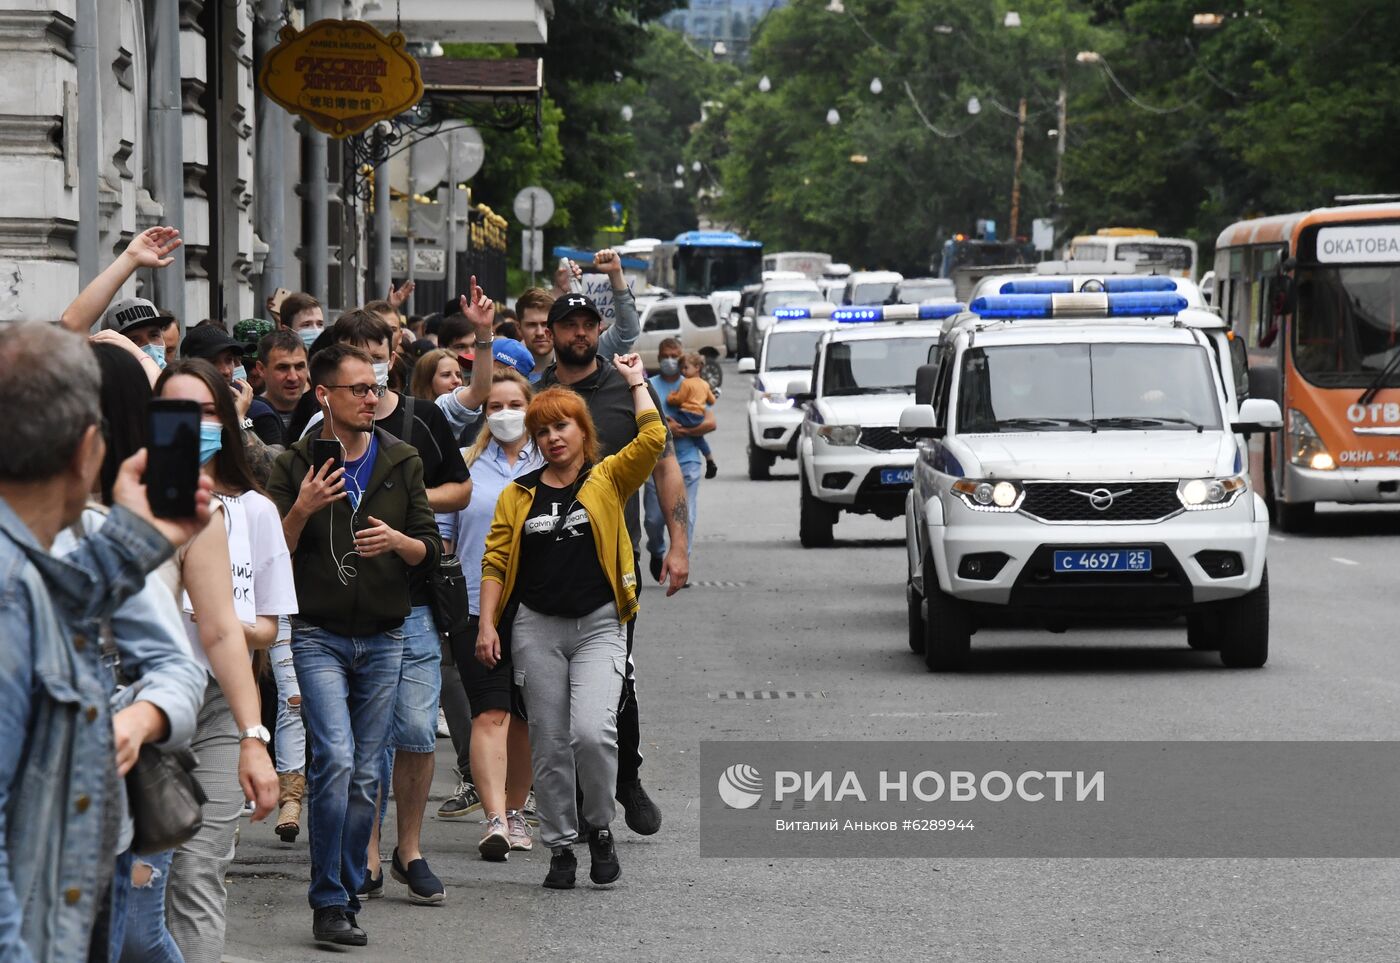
0,497,173,963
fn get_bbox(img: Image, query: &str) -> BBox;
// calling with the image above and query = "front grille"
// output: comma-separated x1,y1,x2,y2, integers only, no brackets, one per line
859,426,912,452
1019,481,1181,523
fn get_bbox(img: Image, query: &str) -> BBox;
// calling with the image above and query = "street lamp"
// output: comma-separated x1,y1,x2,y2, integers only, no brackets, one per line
966,96,981,115
692,160,703,172
758,75,771,93
1192,12,1226,29
675,163,686,176
1003,11,1021,27
826,107,841,125
825,0,844,11
620,104,634,122
1076,50,1101,64
712,41,728,56
869,77,883,95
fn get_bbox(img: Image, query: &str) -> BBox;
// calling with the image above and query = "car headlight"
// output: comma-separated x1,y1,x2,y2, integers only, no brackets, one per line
1287,409,1335,470
1177,475,1247,510
951,478,1023,512
817,424,861,446
761,391,794,409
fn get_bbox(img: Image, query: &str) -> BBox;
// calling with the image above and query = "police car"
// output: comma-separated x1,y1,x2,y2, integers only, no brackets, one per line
790,303,963,547
900,283,1282,671
739,317,837,479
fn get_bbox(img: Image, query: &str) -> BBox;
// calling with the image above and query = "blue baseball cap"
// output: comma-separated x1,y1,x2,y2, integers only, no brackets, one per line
491,338,535,377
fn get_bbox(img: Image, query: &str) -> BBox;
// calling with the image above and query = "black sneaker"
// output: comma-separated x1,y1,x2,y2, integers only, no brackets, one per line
616,779,662,835
543,846,577,890
390,848,445,905
437,768,483,819
312,906,367,947
356,869,383,900
705,459,718,479
648,553,664,583
587,828,622,885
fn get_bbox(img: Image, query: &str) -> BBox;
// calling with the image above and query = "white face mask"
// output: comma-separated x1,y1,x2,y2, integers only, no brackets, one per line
372,361,390,388
486,408,526,443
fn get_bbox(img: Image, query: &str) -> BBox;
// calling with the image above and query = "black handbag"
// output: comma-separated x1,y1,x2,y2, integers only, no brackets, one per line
429,553,473,647
126,744,208,856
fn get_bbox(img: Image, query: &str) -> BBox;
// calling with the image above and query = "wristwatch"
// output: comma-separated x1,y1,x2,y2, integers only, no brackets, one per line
239,725,271,745
239,417,254,431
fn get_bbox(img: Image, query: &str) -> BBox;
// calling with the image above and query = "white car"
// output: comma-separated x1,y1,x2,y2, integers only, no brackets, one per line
744,279,827,359
841,270,903,305
795,317,945,546
901,289,1282,672
739,318,838,479
635,296,726,382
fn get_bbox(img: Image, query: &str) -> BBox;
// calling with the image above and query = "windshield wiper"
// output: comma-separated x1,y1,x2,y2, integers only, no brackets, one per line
995,417,1096,431
1357,348,1400,406
1090,416,1205,433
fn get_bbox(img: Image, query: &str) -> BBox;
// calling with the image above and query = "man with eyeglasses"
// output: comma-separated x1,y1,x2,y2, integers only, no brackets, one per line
267,343,443,948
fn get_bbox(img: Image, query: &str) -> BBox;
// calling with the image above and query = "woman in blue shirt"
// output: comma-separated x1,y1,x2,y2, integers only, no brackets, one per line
442,369,542,860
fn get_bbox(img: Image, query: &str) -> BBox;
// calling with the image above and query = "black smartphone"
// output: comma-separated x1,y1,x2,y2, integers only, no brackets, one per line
145,399,202,518
310,437,343,476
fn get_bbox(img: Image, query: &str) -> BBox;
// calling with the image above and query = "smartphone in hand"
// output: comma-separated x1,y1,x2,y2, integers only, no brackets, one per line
310,437,343,476
145,399,202,518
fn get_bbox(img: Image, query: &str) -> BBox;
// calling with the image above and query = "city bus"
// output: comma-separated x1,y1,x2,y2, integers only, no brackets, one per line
1214,200,1400,529
648,230,763,325
1065,228,1199,281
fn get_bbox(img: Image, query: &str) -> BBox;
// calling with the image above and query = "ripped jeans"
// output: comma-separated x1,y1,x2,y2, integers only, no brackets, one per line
118,849,182,962
270,626,305,773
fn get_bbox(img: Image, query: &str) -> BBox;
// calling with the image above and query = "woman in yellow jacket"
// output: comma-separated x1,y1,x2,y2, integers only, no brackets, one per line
476,352,665,890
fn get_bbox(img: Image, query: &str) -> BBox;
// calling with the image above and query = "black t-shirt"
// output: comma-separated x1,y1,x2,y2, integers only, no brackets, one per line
248,397,285,448
515,477,614,618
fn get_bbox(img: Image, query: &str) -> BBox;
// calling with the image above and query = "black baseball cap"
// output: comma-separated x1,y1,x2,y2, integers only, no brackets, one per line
546,293,603,327
181,324,244,360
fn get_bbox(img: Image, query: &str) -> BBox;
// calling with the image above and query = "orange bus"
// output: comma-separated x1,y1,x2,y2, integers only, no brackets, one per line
1214,200,1400,529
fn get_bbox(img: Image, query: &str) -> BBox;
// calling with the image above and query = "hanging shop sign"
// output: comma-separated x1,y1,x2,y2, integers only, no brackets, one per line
258,19,424,138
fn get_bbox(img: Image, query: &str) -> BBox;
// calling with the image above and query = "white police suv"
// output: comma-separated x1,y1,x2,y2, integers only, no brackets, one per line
792,303,963,547
739,317,837,479
900,283,1282,671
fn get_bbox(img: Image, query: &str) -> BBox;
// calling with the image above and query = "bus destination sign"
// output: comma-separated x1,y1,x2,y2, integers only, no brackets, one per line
1315,224,1400,264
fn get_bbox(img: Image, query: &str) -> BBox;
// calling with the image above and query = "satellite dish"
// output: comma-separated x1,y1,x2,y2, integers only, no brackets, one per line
513,186,555,227
409,136,449,193
447,127,485,183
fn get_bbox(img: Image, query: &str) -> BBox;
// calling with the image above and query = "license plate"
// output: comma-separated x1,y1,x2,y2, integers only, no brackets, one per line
1053,549,1152,573
881,468,914,486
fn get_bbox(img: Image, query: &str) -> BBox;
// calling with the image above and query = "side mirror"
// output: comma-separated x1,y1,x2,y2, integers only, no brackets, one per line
737,357,756,374
914,363,939,407
1232,398,1282,433
898,405,945,440
786,376,813,404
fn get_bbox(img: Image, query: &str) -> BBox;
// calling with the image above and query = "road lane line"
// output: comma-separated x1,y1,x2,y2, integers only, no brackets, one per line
1331,557,1360,566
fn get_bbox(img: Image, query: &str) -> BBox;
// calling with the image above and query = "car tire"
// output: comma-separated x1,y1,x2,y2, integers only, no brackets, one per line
922,573,971,672
1186,613,1220,650
747,439,773,480
1275,500,1314,532
906,582,925,654
701,356,724,391
1216,567,1269,668
798,472,836,548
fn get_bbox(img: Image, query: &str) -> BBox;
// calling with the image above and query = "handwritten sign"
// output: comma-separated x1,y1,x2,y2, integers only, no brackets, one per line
578,274,638,326
258,19,423,138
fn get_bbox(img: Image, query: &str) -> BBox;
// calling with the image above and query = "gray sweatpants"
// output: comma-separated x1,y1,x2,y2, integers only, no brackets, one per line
512,603,627,850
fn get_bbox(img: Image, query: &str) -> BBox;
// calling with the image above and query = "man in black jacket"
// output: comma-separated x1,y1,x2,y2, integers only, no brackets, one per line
267,344,442,948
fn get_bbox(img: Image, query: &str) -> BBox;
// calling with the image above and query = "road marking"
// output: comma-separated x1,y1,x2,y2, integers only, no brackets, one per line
870,711,999,718
1269,535,1287,543
692,580,747,588
1331,556,1360,566
710,690,827,700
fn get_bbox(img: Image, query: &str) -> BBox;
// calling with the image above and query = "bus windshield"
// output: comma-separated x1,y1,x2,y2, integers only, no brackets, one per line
1293,265,1400,387
764,330,826,371
957,343,1223,432
674,246,763,295
822,337,939,396
1117,242,1192,273
847,282,898,305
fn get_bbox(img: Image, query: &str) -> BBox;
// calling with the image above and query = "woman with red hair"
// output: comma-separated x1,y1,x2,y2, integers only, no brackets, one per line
476,353,665,890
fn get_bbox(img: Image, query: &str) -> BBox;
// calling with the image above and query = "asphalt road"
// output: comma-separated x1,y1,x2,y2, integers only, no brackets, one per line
226,359,1400,962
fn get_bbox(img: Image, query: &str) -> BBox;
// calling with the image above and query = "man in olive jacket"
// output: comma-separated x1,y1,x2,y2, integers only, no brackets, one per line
267,343,442,948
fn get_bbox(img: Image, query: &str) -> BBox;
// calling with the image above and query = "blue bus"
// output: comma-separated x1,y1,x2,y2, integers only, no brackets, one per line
647,231,764,296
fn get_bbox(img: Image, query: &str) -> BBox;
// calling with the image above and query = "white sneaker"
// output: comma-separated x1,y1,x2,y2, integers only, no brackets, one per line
506,810,533,851
436,708,450,738
478,813,510,862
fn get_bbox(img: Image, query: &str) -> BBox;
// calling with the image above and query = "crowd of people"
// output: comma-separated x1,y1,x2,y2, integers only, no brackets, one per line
0,226,718,958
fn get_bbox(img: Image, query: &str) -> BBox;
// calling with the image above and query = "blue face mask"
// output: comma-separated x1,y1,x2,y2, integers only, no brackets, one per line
298,326,322,349
231,364,247,384
659,357,681,378
199,422,224,465
141,342,167,369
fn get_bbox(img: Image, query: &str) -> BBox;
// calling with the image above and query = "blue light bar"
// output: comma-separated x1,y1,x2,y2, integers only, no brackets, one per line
999,280,1073,295
917,303,965,319
773,307,813,319
1104,277,1178,292
968,295,1055,318
1105,293,1188,315
832,307,882,323
826,303,967,323
999,277,1180,295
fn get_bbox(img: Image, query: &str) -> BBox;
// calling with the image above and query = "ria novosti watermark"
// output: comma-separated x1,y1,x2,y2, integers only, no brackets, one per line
700,741,1400,857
